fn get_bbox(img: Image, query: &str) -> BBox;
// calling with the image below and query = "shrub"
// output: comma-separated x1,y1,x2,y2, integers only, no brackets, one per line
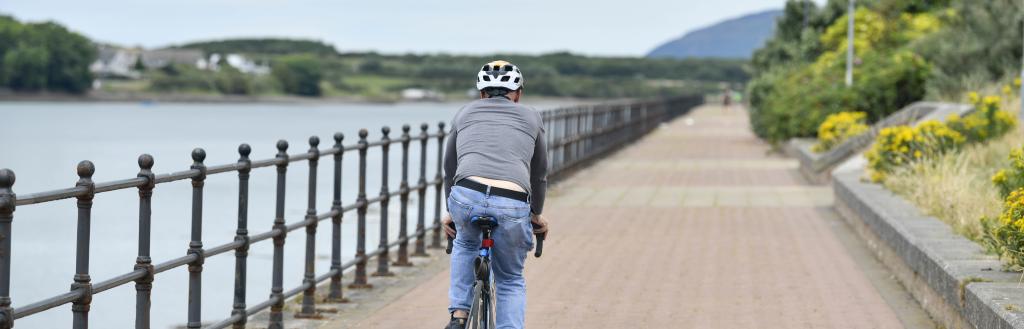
914,0,1022,98
866,120,965,182
272,54,323,96
748,4,945,144
982,188,1024,270
947,94,1017,144
992,148,1024,198
813,111,870,152
148,65,215,93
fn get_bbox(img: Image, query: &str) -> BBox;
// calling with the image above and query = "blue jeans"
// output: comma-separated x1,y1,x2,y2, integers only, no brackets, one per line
448,185,534,329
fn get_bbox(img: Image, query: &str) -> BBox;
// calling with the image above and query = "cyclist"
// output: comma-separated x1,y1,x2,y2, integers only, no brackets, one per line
441,60,550,329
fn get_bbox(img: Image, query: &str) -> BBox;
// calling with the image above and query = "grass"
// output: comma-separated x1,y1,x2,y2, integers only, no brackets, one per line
883,93,1022,242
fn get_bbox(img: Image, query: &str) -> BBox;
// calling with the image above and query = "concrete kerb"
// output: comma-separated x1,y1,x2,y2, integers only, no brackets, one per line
788,102,973,184
833,168,1024,329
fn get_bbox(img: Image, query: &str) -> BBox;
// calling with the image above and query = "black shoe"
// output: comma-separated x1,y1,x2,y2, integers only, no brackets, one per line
444,315,466,329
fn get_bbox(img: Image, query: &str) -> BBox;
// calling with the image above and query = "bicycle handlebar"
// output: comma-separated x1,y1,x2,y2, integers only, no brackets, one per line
532,222,546,258
445,222,456,254
444,221,546,258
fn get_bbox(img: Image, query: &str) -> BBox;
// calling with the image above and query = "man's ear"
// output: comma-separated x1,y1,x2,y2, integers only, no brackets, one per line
512,89,522,103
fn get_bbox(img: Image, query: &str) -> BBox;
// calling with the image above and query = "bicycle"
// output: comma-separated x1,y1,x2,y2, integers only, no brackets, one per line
446,216,545,329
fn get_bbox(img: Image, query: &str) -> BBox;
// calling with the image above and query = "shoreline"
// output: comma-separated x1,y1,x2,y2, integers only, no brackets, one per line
0,91,593,106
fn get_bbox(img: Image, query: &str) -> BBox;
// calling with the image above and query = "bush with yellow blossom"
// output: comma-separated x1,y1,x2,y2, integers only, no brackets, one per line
992,148,1024,198
866,120,965,182
982,189,1024,270
946,93,1017,144
812,112,870,153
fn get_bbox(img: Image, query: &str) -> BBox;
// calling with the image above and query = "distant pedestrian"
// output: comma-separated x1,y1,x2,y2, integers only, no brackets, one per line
722,87,733,112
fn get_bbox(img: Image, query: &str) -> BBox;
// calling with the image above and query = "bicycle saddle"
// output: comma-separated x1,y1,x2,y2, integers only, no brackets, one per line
471,216,498,230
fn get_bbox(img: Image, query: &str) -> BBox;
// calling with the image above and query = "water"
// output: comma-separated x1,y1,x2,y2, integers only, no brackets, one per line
0,100,572,329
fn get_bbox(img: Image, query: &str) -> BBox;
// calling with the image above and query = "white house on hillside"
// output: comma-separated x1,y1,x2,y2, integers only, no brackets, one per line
89,45,141,78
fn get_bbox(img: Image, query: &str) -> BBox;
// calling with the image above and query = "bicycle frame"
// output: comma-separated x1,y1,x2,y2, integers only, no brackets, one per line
445,215,545,329
468,216,497,329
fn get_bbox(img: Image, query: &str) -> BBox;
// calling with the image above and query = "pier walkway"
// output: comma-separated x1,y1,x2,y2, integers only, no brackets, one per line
328,105,931,328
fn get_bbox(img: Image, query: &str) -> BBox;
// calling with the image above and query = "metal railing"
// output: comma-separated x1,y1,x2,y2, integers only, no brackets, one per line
0,95,702,329
543,96,704,181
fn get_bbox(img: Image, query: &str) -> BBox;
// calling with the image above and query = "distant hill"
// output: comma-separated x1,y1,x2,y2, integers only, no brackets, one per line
174,38,339,56
647,9,782,59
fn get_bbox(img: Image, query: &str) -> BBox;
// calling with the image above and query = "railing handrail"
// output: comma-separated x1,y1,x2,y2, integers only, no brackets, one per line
13,133,446,206
0,95,703,329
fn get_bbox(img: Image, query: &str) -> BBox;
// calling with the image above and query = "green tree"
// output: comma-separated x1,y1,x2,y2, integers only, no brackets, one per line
915,0,1023,97
272,54,323,96
133,57,146,71
31,22,95,93
214,66,251,95
3,46,49,90
0,17,95,93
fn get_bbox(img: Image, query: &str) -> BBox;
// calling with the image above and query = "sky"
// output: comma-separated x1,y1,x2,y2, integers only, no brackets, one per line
0,0,828,57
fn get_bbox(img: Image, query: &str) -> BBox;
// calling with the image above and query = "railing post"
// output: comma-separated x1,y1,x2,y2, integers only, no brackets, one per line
326,133,348,302
232,144,251,329
374,127,394,277
186,149,206,329
412,124,429,257
71,161,95,329
135,155,155,329
394,124,413,267
0,169,15,329
576,110,584,163
430,122,446,249
565,109,573,166
268,141,288,329
297,136,322,318
350,130,372,289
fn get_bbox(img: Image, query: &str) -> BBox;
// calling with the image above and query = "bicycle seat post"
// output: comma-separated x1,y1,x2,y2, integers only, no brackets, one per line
473,216,497,257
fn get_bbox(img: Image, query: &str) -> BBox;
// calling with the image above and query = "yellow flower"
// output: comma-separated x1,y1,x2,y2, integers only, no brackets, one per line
1016,78,1022,89
870,171,885,183
993,169,1009,185
813,111,869,153
984,95,1001,107
968,92,980,104
1003,85,1013,96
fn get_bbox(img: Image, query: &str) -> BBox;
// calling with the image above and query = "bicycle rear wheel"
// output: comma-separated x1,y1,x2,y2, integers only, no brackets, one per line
467,281,482,329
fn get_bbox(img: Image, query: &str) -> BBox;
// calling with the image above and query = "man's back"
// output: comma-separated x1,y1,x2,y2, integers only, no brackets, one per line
447,97,545,211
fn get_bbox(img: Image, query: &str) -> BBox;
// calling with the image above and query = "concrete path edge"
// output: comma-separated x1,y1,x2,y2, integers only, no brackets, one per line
833,168,1024,329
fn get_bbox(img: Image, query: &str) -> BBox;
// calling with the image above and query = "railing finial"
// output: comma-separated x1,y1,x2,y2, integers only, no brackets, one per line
276,140,289,155
333,132,344,145
77,161,95,181
309,136,320,148
382,126,391,136
191,148,206,164
358,129,368,139
0,169,13,191
138,154,154,171
238,144,252,158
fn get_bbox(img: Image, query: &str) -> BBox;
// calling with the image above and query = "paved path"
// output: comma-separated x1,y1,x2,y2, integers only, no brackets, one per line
333,105,928,328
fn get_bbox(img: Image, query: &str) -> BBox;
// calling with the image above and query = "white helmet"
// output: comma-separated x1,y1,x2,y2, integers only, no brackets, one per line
476,60,524,91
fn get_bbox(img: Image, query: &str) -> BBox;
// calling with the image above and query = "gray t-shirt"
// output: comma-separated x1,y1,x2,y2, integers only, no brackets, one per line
443,97,548,214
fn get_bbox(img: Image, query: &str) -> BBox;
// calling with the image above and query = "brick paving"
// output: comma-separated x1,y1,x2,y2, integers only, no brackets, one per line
330,105,912,328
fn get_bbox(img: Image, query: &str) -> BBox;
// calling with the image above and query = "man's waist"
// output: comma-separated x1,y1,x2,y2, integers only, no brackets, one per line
457,177,529,203
466,176,526,192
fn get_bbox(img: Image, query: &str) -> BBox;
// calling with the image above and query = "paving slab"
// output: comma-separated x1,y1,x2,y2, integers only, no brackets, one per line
312,105,932,329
